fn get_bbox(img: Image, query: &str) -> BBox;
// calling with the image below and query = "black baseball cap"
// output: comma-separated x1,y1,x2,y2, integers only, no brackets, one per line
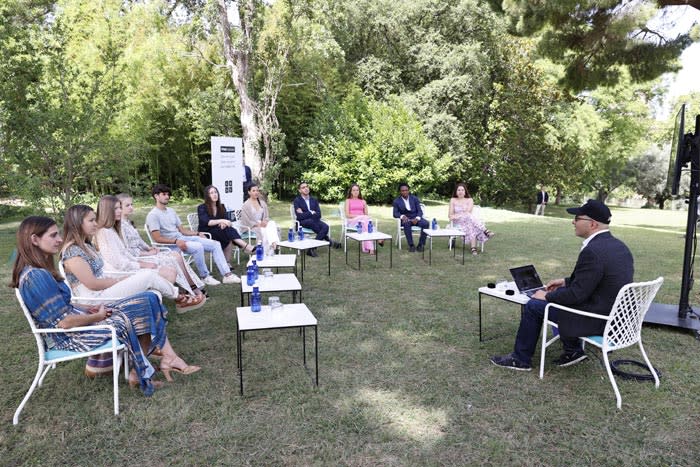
566,199,611,224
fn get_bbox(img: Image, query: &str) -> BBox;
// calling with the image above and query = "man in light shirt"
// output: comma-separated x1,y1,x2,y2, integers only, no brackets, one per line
491,199,633,371
146,184,241,285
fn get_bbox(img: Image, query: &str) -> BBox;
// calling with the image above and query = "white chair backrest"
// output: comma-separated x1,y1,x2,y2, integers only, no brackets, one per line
604,277,664,350
338,201,347,224
15,289,40,335
186,213,198,232
144,222,157,244
290,204,297,223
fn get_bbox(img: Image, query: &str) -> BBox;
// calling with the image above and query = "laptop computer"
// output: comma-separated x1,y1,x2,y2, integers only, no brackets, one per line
509,265,546,297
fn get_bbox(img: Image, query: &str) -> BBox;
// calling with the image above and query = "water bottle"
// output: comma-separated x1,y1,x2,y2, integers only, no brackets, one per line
356,222,362,233
298,226,305,240
251,286,261,312
368,220,373,233
252,259,259,281
246,266,255,286
256,240,264,261
431,218,437,230
288,227,294,242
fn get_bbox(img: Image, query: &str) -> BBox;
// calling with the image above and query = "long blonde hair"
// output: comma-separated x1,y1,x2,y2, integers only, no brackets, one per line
97,195,121,234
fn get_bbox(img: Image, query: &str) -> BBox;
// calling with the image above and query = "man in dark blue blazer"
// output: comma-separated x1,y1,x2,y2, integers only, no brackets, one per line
492,199,634,371
392,183,429,252
243,164,253,201
293,181,341,256
535,185,548,215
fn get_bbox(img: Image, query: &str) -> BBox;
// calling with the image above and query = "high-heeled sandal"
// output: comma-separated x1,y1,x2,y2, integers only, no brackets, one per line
471,247,478,256
160,358,201,382
241,242,257,254
175,293,206,314
484,230,495,239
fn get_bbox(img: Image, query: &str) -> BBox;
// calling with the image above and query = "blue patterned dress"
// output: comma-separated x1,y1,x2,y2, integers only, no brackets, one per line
18,266,168,396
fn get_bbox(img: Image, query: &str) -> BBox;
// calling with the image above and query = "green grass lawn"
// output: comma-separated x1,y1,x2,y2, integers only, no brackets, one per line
1,200,699,465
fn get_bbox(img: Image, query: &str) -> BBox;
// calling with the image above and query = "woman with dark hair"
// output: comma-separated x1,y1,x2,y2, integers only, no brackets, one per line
61,204,179,301
448,183,494,255
239,183,280,254
344,183,380,254
96,195,206,313
11,216,200,395
197,185,255,263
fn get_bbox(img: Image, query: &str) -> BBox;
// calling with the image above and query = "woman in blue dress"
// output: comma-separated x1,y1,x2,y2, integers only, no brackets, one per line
10,216,200,395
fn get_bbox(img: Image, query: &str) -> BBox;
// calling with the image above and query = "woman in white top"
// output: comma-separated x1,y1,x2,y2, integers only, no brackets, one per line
238,183,280,254
95,195,206,312
116,193,206,296
61,204,180,304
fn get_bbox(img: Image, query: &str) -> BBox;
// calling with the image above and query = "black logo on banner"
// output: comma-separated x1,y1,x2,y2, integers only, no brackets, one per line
225,180,233,193
220,146,236,152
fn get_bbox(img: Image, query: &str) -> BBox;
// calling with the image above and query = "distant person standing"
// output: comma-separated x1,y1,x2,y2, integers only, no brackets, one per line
243,163,253,201
535,185,549,216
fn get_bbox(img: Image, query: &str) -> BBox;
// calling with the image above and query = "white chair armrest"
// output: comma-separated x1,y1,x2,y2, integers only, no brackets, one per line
544,303,613,322
37,324,116,334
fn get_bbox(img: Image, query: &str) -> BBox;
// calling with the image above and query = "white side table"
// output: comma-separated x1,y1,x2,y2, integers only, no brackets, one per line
240,273,302,306
477,282,528,342
422,228,467,265
344,231,393,270
277,239,331,281
236,303,318,395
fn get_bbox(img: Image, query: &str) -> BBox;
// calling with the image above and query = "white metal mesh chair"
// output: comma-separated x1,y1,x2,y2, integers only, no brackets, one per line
539,277,664,409
185,212,222,267
13,289,129,425
395,203,427,250
290,204,328,239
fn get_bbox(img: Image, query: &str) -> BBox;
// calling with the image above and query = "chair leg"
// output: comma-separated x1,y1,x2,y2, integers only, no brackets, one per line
602,351,622,409
13,361,45,425
112,347,120,416
638,342,660,388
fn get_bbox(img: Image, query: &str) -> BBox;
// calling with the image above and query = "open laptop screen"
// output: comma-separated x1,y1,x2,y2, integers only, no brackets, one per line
509,265,544,294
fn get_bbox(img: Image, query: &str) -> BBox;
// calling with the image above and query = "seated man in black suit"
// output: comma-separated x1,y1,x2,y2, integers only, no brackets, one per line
491,199,634,371
293,181,341,256
392,183,429,252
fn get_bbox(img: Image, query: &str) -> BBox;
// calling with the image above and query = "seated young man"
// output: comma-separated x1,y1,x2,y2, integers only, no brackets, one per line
292,181,341,256
146,184,240,285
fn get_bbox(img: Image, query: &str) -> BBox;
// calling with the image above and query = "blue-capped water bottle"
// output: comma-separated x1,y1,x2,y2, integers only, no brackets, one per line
368,220,373,233
356,221,362,233
256,240,264,261
251,286,261,312
252,259,259,281
246,266,255,286
298,226,305,240
431,218,437,230
288,227,294,242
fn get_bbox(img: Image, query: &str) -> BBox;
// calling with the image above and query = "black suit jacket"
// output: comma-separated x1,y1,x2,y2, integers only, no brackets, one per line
392,195,423,219
293,195,322,221
545,231,634,337
536,191,549,204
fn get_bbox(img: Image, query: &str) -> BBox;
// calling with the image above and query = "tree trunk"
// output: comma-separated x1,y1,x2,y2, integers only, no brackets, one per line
555,187,561,205
217,0,261,180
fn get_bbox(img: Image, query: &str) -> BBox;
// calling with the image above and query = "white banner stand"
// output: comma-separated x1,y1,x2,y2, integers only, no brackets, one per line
211,136,243,213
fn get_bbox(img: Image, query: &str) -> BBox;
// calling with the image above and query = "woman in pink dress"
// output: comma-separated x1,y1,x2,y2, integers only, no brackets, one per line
345,184,382,254
448,183,494,255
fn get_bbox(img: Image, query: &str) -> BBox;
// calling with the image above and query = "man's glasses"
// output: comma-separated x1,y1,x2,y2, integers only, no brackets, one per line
574,216,593,222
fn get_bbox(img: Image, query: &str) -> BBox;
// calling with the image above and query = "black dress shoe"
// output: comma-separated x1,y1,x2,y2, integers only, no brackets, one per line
409,245,416,252
332,240,341,249
416,244,424,252
306,248,318,257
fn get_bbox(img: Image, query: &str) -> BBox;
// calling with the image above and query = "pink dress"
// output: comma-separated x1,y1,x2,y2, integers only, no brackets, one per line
451,198,489,244
346,198,374,253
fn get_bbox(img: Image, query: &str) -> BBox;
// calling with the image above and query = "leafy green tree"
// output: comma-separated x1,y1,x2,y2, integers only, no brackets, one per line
300,88,449,203
627,145,672,208
499,0,697,91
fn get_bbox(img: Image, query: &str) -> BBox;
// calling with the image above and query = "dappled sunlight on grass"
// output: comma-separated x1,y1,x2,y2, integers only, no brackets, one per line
352,388,448,443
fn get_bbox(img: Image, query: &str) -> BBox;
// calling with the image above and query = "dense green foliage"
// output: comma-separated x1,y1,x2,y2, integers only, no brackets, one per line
0,0,697,211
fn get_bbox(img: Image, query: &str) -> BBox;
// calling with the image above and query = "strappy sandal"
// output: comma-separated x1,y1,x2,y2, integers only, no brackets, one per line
471,247,478,256
175,294,206,314
484,230,495,239
160,357,201,382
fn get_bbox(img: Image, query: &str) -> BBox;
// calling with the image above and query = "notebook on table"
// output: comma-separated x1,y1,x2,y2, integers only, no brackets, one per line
509,265,546,297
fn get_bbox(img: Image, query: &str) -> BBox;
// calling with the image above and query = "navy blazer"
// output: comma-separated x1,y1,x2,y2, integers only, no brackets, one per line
536,191,549,204
293,195,322,221
392,195,423,219
545,231,634,337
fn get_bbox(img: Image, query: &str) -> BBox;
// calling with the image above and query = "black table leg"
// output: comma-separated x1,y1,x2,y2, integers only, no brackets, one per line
327,244,331,276
462,236,465,265
479,292,483,342
314,325,319,386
